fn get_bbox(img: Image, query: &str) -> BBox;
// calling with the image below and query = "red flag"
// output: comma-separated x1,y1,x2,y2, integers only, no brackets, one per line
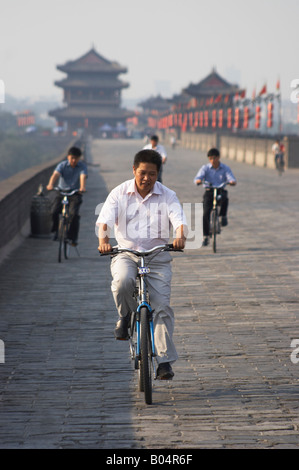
276,79,280,92
258,84,267,96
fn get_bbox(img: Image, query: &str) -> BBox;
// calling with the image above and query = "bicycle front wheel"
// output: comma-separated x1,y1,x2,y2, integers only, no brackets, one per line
64,221,69,259
211,210,217,253
58,215,64,263
139,306,153,405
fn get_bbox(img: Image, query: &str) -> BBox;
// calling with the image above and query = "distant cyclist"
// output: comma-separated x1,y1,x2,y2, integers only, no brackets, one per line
46,146,88,246
143,135,167,183
272,139,285,173
194,148,236,247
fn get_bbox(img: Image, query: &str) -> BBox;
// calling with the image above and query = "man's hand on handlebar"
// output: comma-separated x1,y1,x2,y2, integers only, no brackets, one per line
173,224,186,250
98,242,112,253
173,238,185,250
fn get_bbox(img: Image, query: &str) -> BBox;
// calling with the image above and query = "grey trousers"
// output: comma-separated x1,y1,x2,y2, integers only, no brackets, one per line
110,251,178,365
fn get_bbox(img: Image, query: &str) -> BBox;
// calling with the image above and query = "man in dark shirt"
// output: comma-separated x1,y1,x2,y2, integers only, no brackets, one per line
47,146,88,245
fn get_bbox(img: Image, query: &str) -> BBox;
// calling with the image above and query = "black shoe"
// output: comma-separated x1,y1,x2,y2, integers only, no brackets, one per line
157,362,174,380
202,237,209,246
221,216,228,227
114,314,130,340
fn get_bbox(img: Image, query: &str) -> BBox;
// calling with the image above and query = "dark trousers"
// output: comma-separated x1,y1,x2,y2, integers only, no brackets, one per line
203,189,228,237
275,153,284,168
51,193,82,242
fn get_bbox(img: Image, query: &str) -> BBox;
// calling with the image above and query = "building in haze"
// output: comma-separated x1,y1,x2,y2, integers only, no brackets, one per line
137,95,172,130
166,68,246,132
183,67,241,107
49,48,133,135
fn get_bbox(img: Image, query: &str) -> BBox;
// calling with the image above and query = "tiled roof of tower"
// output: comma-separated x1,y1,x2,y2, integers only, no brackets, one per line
184,68,239,97
57,48,128,74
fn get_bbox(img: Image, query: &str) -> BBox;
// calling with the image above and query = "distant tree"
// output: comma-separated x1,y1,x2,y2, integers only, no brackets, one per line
0,111,18,133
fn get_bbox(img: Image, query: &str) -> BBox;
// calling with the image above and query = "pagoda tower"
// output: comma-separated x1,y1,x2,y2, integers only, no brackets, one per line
183,68,243,107
49,48,133,134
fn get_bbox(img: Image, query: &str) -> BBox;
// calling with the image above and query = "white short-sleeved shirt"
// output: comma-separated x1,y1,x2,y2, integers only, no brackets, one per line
272,143,280,155
143,143,167,160
96,178,187,251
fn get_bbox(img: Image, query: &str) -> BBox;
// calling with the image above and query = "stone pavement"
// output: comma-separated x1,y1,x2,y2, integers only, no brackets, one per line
0,138,298,449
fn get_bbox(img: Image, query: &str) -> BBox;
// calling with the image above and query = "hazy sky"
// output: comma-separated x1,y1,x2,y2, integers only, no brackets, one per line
1,0,298,105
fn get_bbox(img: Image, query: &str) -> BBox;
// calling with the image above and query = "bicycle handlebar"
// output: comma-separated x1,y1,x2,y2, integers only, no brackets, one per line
197,181,227,189
53,187,80,196
99,243,183,257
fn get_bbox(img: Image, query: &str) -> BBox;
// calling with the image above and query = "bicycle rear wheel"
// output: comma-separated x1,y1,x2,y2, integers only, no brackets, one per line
139,306,153,405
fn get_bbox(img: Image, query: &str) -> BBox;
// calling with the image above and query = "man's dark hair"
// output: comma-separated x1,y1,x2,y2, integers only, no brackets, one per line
134,149,162,172
68,146,82,158
207,148,220,157
150,135,159,142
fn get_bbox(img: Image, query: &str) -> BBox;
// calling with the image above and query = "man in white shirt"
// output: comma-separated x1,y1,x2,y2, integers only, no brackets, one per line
143,135,167,183
97,149,187,380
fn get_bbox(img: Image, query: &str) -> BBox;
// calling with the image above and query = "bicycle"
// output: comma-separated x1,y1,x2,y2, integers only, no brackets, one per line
197,182,226,253
100,243,183,405
209,183,227,253
54,188,80,263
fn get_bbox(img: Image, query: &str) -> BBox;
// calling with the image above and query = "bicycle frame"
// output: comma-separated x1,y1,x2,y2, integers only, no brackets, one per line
55,188,79,262
135,256,156,372
210,187,224,253
61,195,69,217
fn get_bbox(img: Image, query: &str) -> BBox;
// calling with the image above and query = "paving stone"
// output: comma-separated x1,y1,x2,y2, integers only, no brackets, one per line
0,138,299,449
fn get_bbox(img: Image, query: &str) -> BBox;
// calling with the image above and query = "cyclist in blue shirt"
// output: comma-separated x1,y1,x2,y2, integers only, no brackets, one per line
194,148,236,246
47,146,88,245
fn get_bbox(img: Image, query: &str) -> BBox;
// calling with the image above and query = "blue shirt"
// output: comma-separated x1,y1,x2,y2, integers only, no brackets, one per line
55,159,88,191
194,162,236,188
